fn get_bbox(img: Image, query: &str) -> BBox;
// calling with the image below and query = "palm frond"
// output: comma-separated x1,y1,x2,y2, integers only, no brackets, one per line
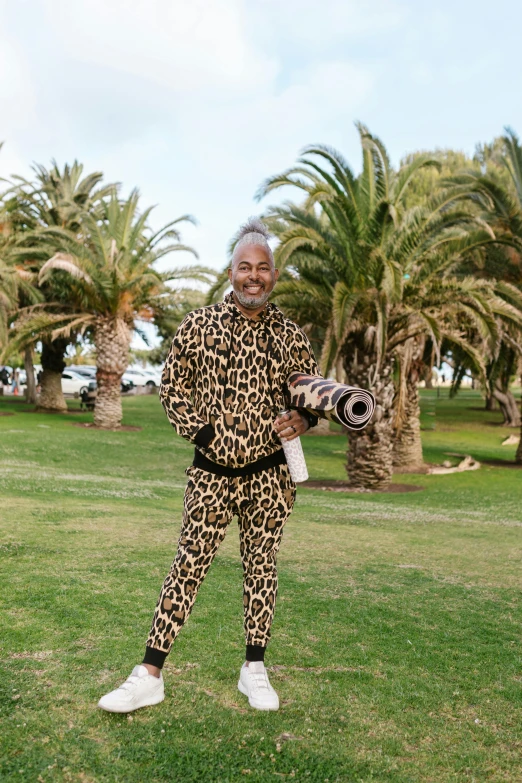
39,253,93,285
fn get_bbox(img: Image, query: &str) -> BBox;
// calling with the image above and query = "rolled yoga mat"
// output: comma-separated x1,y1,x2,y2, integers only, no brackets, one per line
286,373,376,431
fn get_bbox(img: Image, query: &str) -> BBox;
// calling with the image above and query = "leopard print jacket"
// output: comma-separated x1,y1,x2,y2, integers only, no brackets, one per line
160,290,321,468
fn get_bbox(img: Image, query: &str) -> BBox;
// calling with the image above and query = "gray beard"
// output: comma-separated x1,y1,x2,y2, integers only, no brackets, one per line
234,286,271,309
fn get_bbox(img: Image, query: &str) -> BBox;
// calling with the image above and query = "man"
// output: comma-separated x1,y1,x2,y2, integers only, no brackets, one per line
98,218,320,714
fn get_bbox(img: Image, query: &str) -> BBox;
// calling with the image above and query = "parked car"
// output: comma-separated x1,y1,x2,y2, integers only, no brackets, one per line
61,370,91,397
68,365,97,379
122,368,162,387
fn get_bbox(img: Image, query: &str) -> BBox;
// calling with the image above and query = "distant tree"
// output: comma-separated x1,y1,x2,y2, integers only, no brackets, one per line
445,128,522,459
2,160,116,410
13,191,211,428
148,287,213,366
400,148,476,209
0,146,42,399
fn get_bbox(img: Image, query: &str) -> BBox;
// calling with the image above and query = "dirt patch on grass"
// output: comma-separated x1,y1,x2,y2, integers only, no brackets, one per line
26,407,87,414
300,480,424,493
0,411,15,416
70,422,142,432
9,650,54,660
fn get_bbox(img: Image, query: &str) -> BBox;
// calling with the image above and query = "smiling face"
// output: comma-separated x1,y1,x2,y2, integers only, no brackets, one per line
228,244,279,310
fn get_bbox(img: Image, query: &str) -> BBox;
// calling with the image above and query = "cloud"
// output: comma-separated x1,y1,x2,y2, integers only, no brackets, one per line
0,22,39,175
136,59,373,270
175,59,373,183
0,0,377,279
248,0,406,50
41,0,278,93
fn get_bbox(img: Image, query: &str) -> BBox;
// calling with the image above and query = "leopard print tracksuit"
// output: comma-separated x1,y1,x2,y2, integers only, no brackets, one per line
143,291,320,667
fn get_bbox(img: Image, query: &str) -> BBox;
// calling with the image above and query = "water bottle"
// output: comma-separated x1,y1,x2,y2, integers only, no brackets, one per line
277,408,309,483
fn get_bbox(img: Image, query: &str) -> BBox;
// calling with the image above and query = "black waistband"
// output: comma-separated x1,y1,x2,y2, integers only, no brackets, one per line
192,447,287,477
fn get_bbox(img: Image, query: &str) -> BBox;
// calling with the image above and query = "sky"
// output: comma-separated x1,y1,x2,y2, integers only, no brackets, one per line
1,0,521,347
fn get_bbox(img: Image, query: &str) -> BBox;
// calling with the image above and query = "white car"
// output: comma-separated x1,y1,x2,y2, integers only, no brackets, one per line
68,365,97,380
61,370,90,397
122,368,162,387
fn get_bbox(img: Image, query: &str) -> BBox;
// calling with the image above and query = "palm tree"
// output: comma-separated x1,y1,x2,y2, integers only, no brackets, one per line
0,260,42,402
0,145,30,362
445,127,522,461
147,287,216,366
2,160,116,411
16,190,211,428
391,336,427,469
0,226,42,392
257,125,517,487
0,257,21,352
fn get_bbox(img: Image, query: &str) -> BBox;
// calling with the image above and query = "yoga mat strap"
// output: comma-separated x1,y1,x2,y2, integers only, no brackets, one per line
192,447,287,477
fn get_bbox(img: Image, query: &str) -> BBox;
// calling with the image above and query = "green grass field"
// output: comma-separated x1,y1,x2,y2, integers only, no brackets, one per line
1,390,521,782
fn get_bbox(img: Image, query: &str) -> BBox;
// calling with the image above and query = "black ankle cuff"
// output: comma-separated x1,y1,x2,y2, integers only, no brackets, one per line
246,644,266,662
142,645,168,669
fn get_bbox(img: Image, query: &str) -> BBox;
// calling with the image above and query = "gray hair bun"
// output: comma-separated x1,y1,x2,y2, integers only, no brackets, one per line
231,216,274,264
235,217,272,242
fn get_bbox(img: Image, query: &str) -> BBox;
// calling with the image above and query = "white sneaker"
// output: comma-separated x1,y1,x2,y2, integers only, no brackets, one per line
238,661,279,711
97,665,165,713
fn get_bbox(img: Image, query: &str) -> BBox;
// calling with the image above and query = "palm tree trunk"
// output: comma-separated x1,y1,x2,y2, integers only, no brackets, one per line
343,351,395,490
516,379,522,465
93,317,131,429
393,375,424,470
485,394,497,411
335,356,346,384
37,338,68,412
23,344,37,405
492,384,521,428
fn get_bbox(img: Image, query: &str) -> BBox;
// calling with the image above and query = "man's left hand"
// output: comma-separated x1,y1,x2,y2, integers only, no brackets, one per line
273,409,309,441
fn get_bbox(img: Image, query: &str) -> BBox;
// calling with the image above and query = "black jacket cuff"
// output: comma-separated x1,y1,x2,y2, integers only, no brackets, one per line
299,409,319,429
194,423,215,448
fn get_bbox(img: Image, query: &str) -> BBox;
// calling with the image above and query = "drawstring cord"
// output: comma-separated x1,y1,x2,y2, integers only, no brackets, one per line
223,309,237,410
263,321,283,413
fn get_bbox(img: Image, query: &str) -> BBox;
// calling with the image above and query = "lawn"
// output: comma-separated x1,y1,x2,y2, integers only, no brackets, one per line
1,390,521,782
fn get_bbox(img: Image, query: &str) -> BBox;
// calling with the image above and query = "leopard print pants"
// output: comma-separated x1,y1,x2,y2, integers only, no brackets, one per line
146,461,297,654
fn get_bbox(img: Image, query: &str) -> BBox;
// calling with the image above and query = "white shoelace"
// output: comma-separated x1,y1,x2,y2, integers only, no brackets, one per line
118,673,143,692
248,668,270,692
